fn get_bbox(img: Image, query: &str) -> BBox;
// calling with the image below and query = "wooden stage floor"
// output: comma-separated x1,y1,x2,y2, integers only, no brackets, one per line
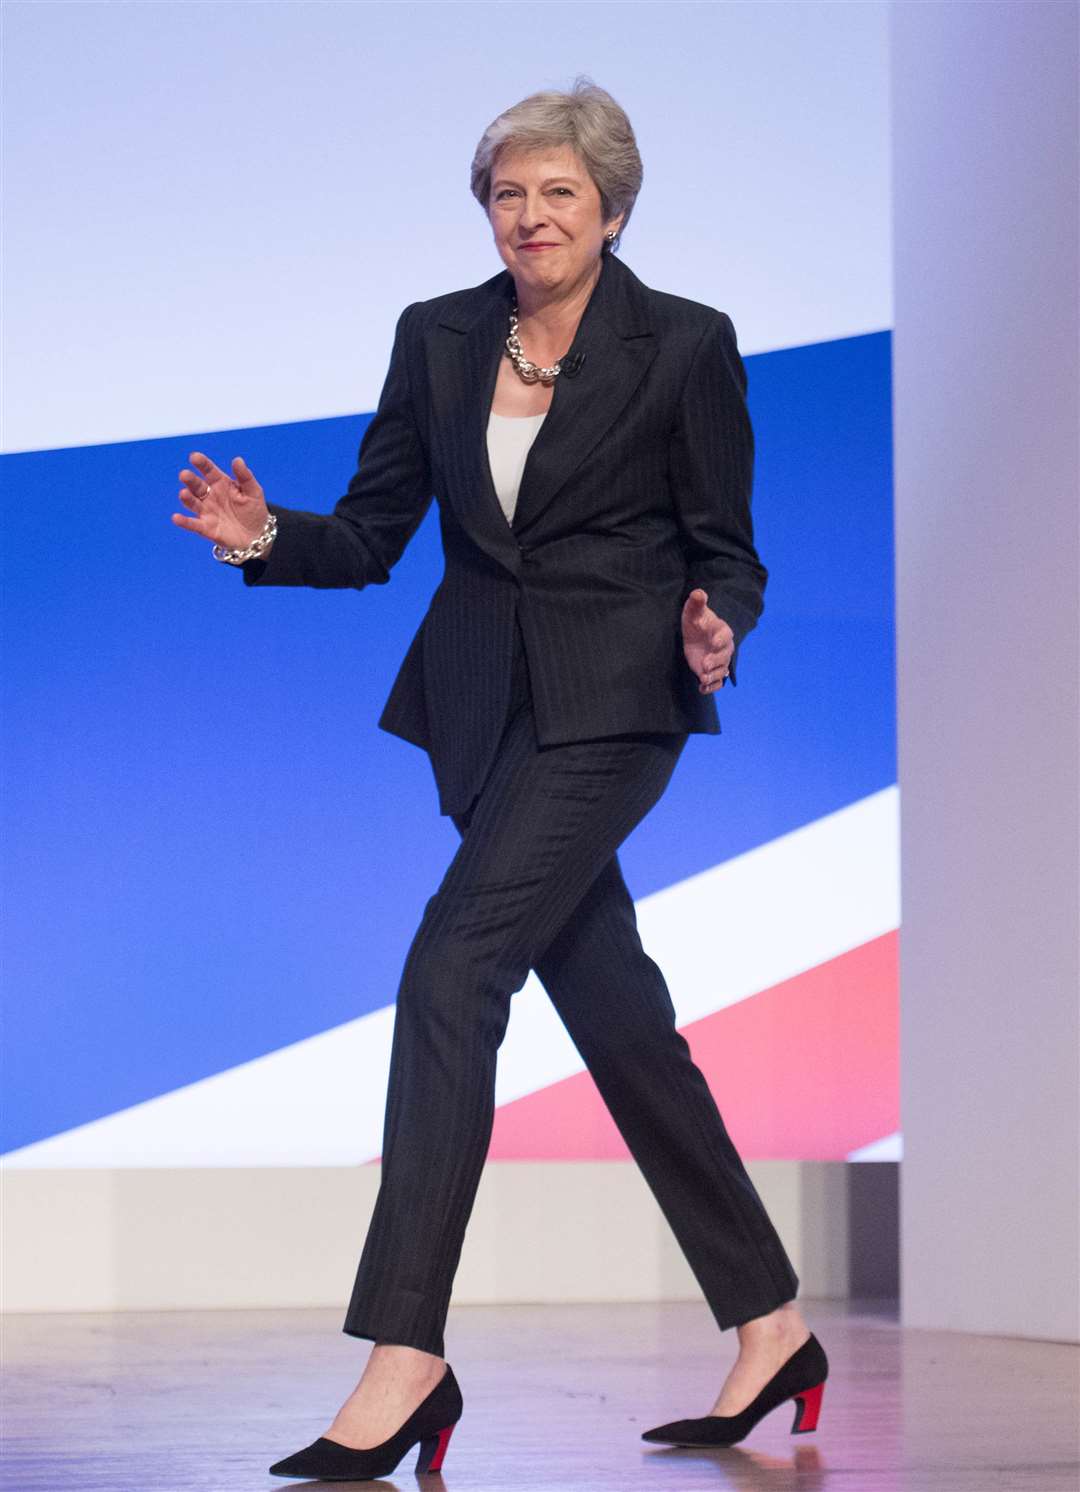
2,1297,1078,1490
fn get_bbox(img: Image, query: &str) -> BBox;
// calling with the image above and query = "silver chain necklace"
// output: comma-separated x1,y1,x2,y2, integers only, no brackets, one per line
505,302,568,385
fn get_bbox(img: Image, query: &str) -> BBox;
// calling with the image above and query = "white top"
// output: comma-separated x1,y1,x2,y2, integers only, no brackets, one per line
486,409,547,525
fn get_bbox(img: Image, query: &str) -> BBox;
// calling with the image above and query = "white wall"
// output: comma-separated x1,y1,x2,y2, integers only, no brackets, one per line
1,0,891,453
892,0,1079,1343
1,1161,853,1315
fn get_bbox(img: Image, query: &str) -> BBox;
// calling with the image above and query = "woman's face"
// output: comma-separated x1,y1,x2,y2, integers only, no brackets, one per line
488,143,624,299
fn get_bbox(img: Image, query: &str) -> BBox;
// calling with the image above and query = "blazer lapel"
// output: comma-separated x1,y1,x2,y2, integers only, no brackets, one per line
425,253,657,569
511,256,657,536
426,272,520,575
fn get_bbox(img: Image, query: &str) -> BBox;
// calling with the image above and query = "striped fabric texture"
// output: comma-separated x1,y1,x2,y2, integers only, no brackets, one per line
240,251,766,816
342,618,798,1356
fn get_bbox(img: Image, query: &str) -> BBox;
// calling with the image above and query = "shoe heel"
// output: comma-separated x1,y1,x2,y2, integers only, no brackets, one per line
790,1379,825,1433
416,1422,455,1473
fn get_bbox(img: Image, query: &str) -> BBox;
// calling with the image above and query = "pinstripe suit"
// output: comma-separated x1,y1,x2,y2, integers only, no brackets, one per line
241,251,799,1357
242,251,766,818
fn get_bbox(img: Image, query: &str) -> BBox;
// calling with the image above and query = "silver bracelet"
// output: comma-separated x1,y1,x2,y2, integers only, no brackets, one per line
212,512,278,566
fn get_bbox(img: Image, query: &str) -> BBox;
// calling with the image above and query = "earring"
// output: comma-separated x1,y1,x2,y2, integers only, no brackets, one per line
604,231,616,242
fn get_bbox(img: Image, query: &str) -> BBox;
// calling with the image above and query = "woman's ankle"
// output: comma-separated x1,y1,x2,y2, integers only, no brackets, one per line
369,1341,446,1371
735,1300,805,1346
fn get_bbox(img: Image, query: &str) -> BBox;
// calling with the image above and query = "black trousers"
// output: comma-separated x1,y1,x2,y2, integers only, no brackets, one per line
343,617,799,1357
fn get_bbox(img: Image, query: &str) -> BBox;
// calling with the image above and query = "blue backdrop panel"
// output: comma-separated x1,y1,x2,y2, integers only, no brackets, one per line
1,331,894,1154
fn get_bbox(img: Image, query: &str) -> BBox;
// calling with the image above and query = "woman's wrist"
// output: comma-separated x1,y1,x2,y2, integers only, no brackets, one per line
212,511,277,566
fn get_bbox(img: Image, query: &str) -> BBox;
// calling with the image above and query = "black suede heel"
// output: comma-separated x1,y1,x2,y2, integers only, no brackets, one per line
641,1332,828,1448
269,1362,463,1480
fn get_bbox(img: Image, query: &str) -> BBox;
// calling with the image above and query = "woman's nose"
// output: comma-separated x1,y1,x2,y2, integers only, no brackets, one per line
518,196,549,230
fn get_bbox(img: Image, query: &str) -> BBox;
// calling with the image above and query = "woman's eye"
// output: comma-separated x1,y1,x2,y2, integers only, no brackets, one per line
494,187,573,200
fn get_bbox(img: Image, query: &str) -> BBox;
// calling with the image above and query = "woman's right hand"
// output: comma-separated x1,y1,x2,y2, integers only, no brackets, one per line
173,451,271,552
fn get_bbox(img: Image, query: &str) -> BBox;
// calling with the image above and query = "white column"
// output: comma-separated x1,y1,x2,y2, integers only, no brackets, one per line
892,0,1079,1341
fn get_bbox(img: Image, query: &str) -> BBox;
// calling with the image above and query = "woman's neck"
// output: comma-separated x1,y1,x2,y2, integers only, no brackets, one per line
511,259,602,361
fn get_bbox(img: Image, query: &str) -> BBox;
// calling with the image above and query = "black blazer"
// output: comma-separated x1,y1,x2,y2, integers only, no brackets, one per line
242,251,767,816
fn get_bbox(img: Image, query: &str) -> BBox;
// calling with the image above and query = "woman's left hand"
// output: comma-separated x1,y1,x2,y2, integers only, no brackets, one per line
681,588,733,693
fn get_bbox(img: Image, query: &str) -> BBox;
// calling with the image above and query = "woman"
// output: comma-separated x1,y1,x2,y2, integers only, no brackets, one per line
173,78,828,1481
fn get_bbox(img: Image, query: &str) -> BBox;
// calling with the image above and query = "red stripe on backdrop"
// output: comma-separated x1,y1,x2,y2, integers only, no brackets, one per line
486,931,899,1161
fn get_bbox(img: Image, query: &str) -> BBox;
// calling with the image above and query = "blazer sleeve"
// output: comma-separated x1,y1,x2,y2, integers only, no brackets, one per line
240,302,433,589
669,311,768,686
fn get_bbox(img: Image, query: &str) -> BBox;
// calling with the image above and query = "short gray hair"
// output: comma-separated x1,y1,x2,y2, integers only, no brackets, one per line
470,76,643,254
